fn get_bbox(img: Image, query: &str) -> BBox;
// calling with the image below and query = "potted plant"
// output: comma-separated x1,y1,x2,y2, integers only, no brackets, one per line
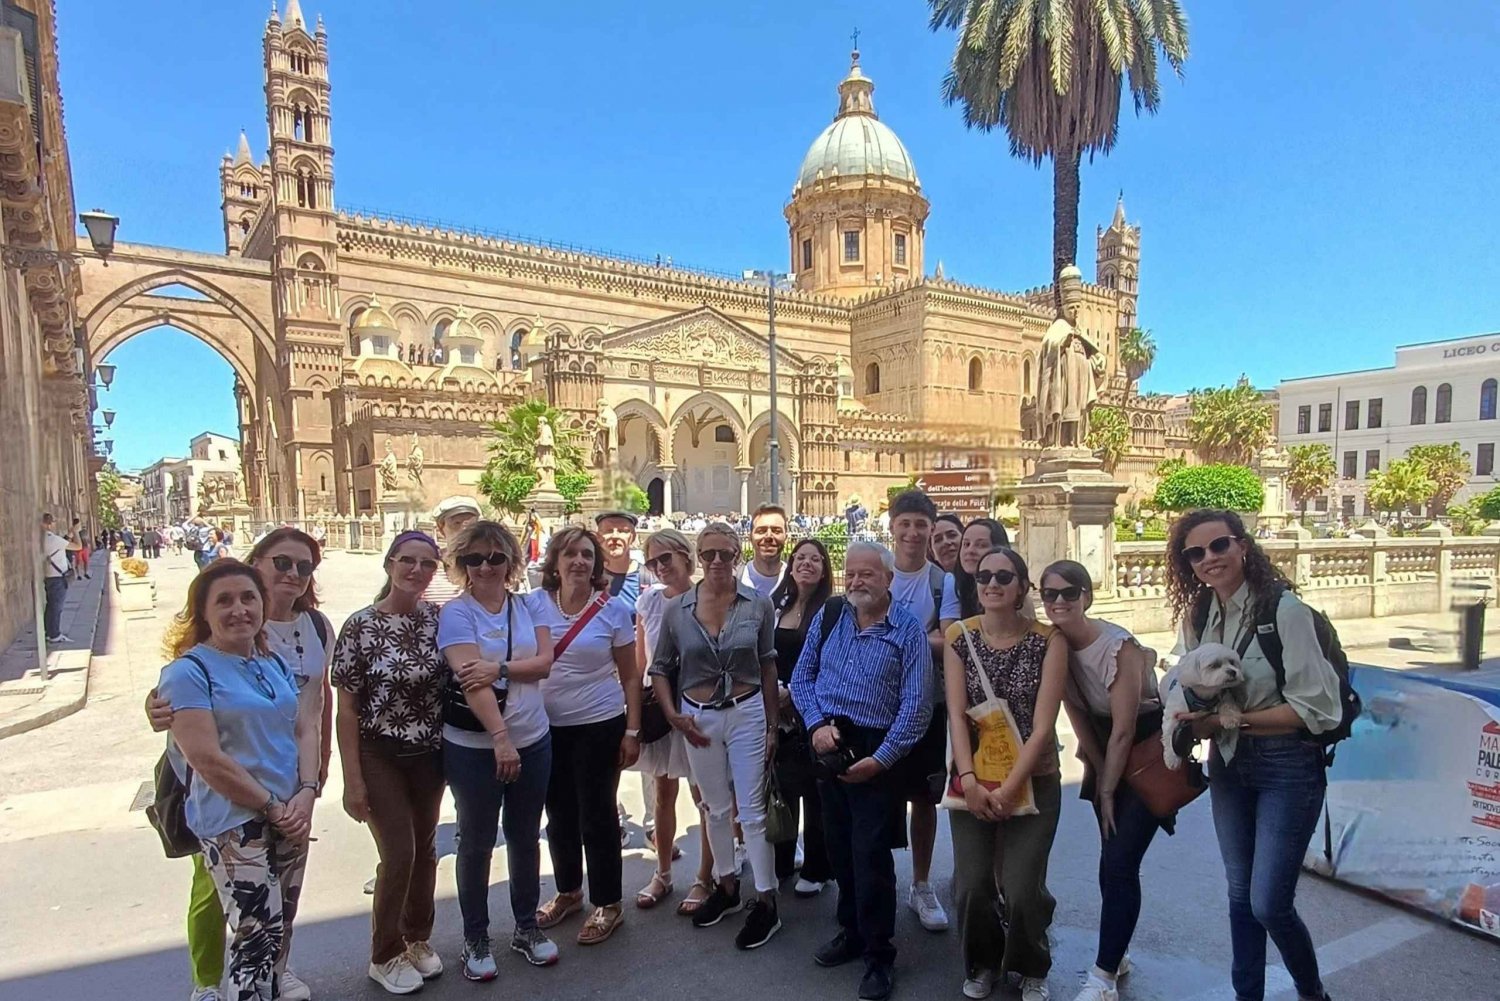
114,556,157,613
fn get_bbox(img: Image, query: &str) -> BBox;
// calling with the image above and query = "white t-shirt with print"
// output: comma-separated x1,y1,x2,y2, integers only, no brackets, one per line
438,592,549,748
263,610,331,690
525,590,636,727
739,562,784,599
891,563,939,633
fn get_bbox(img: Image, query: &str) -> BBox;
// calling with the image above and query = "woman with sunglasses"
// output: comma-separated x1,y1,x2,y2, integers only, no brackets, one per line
943,547,1067,1001
527,525,641,946
631,528,710,913
331,531,449,995
929,514,964,575
1037,560,1162,1001
437,521,558,979
939,518,1013,631
157,559,317,1001
1165,510,1340,1001
767,537,834,895
650,522,781,950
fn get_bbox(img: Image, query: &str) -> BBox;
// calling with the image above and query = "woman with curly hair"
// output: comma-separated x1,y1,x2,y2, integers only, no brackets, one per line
1165,509,1340,1001
527,525,641,946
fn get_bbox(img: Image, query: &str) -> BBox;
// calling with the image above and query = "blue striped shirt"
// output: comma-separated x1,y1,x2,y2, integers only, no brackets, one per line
790,598,933,770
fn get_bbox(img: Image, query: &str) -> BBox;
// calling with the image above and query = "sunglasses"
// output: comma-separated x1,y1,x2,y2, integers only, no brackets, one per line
269,555,315,578
643,553,677,572
393,555,441,572
1040,585,1085,603
974,569,1018,586
1182,535,1238,564
457,551,509,568
699,548,737,565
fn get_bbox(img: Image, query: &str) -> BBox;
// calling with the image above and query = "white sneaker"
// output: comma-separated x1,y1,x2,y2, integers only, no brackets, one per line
1070,976,1118,1001
962,969,997,999
1021,976,1051,1001
280,969,312,1001
405,940,443,979
793,877,825,898
1116,955,1132,978
188,988,222,1001
363,875,377,895
908,881,949,931
368,956,424,995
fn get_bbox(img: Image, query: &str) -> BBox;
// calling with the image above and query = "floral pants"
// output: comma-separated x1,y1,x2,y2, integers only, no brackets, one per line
201,819,308,1001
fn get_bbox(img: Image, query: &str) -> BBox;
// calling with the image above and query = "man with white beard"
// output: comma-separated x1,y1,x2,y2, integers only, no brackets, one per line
791,542,932,1001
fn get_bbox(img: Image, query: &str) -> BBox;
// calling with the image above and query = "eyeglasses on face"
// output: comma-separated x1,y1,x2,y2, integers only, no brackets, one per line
643,553,677,572
699,548,737,565
1040,585,1085,603
269,555,315,578
457,551,508,568
393,555,441,572
1182,535,1237,564
974,569,1017,586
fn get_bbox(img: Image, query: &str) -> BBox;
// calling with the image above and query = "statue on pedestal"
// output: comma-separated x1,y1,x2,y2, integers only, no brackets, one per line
537,416,557,489
1035,264,1104,449
406,432,425,486
378,437,400,494
596,399,618,468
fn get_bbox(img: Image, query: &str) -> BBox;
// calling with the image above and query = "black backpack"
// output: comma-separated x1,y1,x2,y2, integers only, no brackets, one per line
1191,584,1361,764
146,655,209,858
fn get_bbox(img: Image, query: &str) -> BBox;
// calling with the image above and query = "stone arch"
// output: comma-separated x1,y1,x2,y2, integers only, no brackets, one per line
669,390,746,439
83,266,275,368
95,313,256,392
744,409,801,470
614,398,669,464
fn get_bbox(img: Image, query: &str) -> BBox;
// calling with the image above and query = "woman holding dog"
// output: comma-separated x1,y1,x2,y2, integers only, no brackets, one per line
1039,560,1162,1001
944,546,1067,1001
1166,509,1342,1001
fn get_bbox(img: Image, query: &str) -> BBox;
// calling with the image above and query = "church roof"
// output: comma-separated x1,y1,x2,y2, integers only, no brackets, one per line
794,51,918,193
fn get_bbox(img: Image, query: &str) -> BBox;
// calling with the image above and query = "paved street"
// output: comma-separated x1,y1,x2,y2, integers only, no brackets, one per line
1,552,1497,1001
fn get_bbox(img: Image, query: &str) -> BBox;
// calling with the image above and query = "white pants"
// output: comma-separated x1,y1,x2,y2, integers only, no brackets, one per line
683,695,776,894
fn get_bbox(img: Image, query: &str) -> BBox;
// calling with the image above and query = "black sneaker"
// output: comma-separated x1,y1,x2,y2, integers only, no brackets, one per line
734,898,781,950
814,929,863,967
858,964,894,1001
691,883,743,927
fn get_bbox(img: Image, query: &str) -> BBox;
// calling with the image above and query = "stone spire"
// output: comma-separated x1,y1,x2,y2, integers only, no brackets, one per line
234,130,253,166
835,49,877,120
284,0,306,29
1111,192,1127,230
268,1,280,24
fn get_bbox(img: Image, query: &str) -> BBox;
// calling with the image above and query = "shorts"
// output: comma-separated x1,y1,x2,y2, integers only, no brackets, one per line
895,704,948,804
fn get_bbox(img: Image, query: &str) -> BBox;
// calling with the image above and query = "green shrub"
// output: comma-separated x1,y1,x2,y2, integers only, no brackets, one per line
1152,464,1264,513
1477,485,1500,522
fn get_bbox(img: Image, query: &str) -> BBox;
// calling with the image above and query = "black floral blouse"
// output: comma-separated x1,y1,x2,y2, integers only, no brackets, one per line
330,602,447,749
947,617,1060,776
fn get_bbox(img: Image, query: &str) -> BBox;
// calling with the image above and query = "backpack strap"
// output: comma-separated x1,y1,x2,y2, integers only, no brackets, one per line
926,563,946,632
1253,585,1289,694
308,610,331,650
181,653,212,698
815,596,846,660
1189,589,1213,645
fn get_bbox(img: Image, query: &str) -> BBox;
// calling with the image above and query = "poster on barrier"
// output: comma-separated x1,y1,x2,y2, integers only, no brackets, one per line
1311,666,1500,940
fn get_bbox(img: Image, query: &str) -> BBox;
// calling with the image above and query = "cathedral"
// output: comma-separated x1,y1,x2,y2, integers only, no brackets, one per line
78,2,1167,522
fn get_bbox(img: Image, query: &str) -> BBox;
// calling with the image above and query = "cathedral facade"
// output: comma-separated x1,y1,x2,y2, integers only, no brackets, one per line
79,3,1165,521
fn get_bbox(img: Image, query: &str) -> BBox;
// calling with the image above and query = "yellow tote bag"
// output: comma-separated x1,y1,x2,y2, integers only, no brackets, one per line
940,624,1038,816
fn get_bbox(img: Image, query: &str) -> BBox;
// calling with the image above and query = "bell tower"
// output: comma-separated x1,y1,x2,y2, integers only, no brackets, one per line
263,0,340,517
218,131,269,256
1096,194,1141,336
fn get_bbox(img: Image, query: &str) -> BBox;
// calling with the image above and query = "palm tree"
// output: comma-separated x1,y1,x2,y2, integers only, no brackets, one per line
1118,326,1156,394
1286,443,1335,524
479,400,592,514
928,0,1189,284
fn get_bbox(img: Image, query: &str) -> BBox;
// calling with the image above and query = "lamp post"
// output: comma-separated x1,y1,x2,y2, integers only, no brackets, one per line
748,270,794,505
0,209,119,269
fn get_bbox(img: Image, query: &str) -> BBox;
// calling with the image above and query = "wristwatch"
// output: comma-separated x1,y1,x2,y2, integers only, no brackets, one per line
498,661,510,682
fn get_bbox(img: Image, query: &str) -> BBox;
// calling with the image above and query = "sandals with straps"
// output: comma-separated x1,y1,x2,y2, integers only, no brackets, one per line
577,904,624,945
635,871,674,909
675,878,712,916
536,890,584,929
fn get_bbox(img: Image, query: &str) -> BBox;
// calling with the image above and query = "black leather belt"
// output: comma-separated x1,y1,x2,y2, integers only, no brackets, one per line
683,687,761,712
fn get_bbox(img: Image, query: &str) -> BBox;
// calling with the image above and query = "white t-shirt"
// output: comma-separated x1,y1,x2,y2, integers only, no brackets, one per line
636,584,670,656
42,531,69,578
525,589,636,727
438,592,549,748
263,610,331,689
940,572,961,622
739,561,784,599
891,563,940,633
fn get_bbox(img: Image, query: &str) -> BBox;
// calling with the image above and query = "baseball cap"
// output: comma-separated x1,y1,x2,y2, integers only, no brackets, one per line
432,496,482,521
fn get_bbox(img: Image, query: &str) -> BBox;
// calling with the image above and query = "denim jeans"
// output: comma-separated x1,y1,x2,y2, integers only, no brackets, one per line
1091,780,1162,974
43,575,67,640
1209,734,1327,1001
444,733,553,940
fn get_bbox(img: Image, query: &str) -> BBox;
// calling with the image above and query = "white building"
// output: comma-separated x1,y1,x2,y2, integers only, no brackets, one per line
1278,333,1500,519
134,432,243,527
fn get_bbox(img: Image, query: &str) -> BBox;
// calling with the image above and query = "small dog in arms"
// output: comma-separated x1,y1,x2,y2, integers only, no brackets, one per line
1161,642,1245,769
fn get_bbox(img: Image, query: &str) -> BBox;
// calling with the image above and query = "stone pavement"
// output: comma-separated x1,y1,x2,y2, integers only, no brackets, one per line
0,554,109,739
1,553,1498,1000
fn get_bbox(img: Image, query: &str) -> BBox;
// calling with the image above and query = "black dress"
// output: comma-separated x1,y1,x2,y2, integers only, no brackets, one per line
773,621,831,883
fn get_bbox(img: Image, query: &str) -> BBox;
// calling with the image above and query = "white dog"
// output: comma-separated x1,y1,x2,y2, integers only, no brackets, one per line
1161,642,1245,769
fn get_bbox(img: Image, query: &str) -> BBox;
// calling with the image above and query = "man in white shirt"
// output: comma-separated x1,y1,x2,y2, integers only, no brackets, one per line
40,513,70,643
740,503,787,598
884,489,950,934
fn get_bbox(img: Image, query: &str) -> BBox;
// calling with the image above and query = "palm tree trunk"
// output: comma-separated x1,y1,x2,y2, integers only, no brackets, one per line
1052,143,1081,291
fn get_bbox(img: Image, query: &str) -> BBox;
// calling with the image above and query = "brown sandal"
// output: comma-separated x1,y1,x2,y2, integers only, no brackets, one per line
675,878,712,916
577,904,624,945
635,871,674,909
536,890,584,929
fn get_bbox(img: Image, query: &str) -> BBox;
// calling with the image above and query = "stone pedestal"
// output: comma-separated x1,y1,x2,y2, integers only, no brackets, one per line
525,478,569,525
1253,447,1292,533
1014,447,1129,595
378,496,415,542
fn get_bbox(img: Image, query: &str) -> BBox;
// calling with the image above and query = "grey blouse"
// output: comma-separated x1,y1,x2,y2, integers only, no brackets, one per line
649,582,776,701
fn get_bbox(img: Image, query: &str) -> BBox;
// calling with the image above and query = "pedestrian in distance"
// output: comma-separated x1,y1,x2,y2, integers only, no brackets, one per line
40,513,70,644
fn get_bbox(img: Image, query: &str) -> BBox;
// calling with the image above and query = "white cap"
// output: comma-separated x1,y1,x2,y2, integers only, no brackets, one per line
432,495,481,522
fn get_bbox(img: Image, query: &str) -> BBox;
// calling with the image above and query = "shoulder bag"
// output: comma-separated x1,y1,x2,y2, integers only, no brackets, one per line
939,624,1038,817
444,598,513,732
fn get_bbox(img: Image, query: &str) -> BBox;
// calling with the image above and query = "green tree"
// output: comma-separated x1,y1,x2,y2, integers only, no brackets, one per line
1187,379,1273,464
1405,442,1470,514
1152,464,1264,513
886,475,919,506
1366,458,1434,528
478,401,593,516
1118,327,1157,395
928,0,1189,282
1477,484,1500,522
1285,443,1335,523
612,479,649,515
1084,404,1129,471
96,467,122,530
1154,456,1186,481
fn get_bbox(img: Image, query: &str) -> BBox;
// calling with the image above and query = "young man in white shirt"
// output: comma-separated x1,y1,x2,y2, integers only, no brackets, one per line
740,503,788,598
885,489,950,933
40,513,70,643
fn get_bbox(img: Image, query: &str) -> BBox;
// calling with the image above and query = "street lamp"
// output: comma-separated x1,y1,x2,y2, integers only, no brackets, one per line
94,362,116,390
79,210,120,263
101,409,116,428
0,209,119,270
746,270,795,505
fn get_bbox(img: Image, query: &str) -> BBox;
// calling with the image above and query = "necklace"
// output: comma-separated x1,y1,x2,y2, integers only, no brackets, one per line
979,618,1027,650
553,589,590,621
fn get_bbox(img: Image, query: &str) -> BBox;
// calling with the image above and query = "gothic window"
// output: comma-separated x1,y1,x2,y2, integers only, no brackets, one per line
1436,383,1453,423
240,217,250,234
433,319,452,345
843,230,860,263
509,328,524,370
865,361,880,394
1411,386,1427,425
968,357,983,391
894,233,907,266
1482,379,1497,420
1023,357,1032,396
294,107,305,142
801,238,813,271
713,425,735,444
357,444,370,467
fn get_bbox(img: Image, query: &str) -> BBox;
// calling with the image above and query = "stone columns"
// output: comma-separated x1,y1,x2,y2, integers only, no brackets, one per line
660,464,676,515
1014,448,1129,596
736,466,752,515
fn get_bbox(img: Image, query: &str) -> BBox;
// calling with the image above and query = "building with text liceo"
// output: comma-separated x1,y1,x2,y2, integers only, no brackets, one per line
1277,333,1500,519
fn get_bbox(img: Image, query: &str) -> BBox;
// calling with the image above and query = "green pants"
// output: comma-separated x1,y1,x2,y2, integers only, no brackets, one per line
949,772,1063,980
188,852,226,989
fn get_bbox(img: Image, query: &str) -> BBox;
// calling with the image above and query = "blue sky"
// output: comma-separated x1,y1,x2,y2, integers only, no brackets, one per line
65,1,1500,472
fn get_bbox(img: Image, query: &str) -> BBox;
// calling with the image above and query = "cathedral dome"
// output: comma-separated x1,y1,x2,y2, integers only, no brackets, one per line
793,53,918,193
352,295,397,332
